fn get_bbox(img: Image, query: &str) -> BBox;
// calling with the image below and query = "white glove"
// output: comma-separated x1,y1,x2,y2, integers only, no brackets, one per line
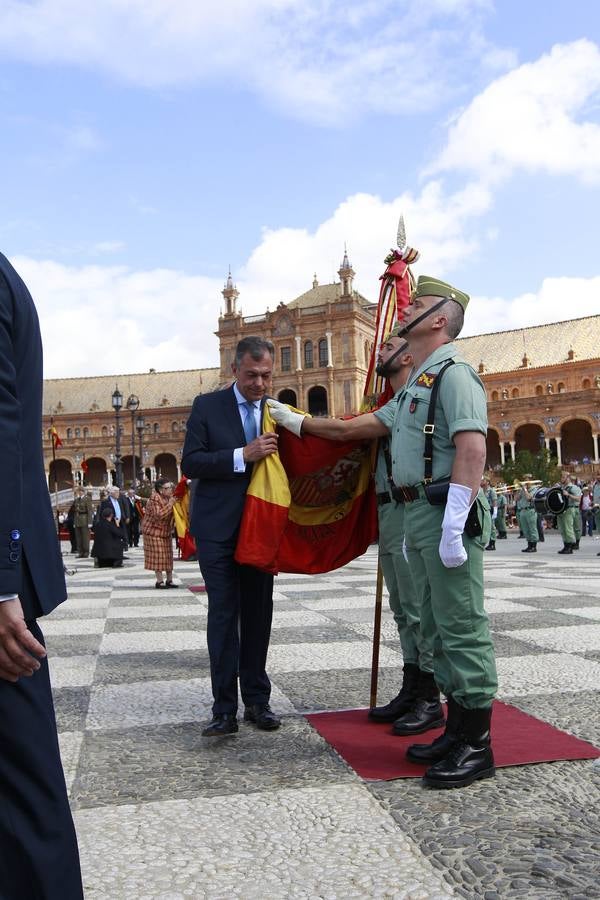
266,399,307,438
492,507,498,520
439,482,472,568
402,537,408,563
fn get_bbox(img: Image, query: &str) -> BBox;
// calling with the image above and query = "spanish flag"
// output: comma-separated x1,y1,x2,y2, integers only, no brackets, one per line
51,425,63,449
235,404,377,575
81,455,89,474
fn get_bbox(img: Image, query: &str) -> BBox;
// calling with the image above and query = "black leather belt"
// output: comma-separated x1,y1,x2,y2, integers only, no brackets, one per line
391,485,420,503
376,492,391,507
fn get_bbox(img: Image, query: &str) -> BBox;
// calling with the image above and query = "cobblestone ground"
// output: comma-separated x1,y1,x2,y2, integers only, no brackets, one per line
49,530,600,899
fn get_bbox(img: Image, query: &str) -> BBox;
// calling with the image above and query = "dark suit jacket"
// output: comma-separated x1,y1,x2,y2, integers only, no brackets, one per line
91,518,126,562
98,497,129,535
182,386,262,543
0,252,67,619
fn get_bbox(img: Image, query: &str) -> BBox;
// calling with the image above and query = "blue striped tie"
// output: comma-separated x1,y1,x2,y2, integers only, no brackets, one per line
242,401,257,443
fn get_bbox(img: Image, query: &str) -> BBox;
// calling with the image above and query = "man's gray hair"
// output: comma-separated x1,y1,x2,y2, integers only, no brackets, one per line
234,336,275,367
443,300,464,340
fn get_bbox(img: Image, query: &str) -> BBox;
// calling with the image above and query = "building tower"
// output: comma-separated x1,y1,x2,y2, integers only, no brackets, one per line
338,246,355,297
222,267,239,317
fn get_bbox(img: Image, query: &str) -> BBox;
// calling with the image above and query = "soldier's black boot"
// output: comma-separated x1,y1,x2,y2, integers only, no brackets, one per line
406,695,462,762
522,541,537,552
485,540,496,551
558,543,573,554
573,539,580,550
368,663,419,722
422,705,495,789
392,670,445,735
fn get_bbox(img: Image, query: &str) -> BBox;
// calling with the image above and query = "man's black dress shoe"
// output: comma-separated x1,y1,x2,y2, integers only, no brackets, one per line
201,714,238,737
243,704,281,730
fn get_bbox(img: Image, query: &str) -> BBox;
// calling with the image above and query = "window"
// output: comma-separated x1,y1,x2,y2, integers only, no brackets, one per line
582,378,591,389
75,428,80,438
101,426,108,437
342,333,350,364
153,423,160,434
318,338,328,367
491,391,498,401
83,427,89,438
66,428,72,439
304,341,313,368
535,385,543,396
557,382,565,393
172,422,179,433
511,388,519,399
281,346,291,372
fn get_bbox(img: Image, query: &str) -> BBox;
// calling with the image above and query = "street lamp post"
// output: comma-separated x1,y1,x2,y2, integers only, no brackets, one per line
135,413,145,484
126,394,140,486
111,387,123,487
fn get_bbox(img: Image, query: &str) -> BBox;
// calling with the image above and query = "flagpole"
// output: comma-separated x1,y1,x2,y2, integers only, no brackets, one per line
369,553,384,708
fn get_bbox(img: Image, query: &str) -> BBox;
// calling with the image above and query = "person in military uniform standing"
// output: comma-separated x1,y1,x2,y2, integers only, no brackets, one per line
482,477,497,550
557,472,582,554
368,329,443,737
269,275,497,789
73,486,93,558
495,488,507,539
515,481,538,553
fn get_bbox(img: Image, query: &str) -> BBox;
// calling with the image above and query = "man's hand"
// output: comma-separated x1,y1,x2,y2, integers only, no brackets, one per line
0,598,46,682
266,399,307,437
439,482,471,568
243,432,279,463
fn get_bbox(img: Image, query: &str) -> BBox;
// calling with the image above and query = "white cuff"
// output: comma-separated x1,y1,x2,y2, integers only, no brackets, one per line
233,447,246,473
0,594,18,603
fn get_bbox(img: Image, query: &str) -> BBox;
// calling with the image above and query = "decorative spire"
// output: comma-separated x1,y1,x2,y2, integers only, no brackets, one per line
338,244,355,297
222,267,239,316
312,273,319,289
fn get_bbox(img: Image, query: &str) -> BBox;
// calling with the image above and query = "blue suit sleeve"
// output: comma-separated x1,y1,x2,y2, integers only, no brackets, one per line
181,396,239,480
0,271,23,595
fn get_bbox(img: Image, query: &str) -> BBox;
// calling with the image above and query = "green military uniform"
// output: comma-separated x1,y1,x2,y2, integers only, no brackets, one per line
558,482,582,546
374,441,430,670
486,486,498,541
73,492,93,557
374,343,497,710
516,487,537,545
496,492,507,537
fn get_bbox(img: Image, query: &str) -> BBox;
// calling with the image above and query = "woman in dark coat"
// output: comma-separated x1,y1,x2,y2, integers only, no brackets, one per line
91,507,126,568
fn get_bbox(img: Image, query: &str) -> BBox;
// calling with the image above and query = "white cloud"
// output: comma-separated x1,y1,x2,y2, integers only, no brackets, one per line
463,276,600,338
0,0,511,124
430,39,600,184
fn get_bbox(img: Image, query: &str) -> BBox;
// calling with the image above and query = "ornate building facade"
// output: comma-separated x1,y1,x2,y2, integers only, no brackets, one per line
42,255,600,490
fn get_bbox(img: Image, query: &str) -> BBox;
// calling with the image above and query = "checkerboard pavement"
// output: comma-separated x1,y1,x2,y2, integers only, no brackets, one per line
48,532,600,898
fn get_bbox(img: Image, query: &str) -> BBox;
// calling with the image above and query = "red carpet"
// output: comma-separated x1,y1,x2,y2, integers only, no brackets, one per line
305,702,600,780
188,585,206,593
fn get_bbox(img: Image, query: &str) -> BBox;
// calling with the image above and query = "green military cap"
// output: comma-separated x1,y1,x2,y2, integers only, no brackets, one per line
412,275,470,311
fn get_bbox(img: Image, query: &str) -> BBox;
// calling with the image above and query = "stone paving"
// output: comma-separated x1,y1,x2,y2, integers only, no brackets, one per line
48,530,600,899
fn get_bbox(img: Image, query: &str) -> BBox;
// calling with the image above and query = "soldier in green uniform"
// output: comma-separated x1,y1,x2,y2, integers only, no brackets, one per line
73,487,94,558
482,477,497,550
515,481,538,553
557,472,582,553
268,275,498,789
593,478,600,556
495,488,507,538
368,329,443,736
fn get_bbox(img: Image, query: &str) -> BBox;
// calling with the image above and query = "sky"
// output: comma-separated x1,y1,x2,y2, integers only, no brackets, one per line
1,0,600,378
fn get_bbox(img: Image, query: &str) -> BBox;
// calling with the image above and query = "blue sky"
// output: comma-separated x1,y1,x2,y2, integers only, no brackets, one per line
1,0,599,377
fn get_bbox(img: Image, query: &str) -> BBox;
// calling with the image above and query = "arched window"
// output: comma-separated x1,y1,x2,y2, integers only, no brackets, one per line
153,422,160,434
171,422,179,433
180,421,186,431
75,428,80,438
66,428,72,439
83,427,89,438
304,341,313,368
535,385,543,396
318,339,328,367
511,388,519,399
101,425,108,437
491,390,498,401
557,381,565,393
582,378,591,389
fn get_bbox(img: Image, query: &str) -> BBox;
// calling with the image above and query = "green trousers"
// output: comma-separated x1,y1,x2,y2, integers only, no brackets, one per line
404,495,497,709
573,508,582,541
496,510,507,535
558,507,578,543
519,507,538,543
378,501,432,671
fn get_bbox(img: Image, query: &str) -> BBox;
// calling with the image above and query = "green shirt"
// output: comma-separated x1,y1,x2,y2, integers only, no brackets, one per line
487,488,497,509
497,493,506,510
375,437,392,494
564,483,582,507
516,488,532,511
373,343,488,486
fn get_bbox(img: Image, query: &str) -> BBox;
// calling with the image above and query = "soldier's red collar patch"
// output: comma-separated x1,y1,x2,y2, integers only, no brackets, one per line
416,372,436,388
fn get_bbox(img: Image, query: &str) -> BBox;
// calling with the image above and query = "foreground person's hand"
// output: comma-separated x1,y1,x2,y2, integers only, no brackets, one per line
0,598,46,682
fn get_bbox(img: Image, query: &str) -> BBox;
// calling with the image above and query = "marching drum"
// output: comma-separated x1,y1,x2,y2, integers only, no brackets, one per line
533,486,566,516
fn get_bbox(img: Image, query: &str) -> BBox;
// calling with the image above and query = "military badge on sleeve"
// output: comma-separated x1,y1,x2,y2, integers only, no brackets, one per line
416,372,436,388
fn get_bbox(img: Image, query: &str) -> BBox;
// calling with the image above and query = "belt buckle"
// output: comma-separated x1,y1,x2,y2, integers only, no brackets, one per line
423,424,435,434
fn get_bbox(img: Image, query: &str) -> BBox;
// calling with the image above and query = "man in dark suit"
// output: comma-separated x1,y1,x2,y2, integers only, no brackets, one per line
182,336,280,737
99,486,129,543
0,252,84,898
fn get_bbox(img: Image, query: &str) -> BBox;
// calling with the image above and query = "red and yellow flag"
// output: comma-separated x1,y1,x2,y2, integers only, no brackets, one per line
235,405,377,575
51,424,63,449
